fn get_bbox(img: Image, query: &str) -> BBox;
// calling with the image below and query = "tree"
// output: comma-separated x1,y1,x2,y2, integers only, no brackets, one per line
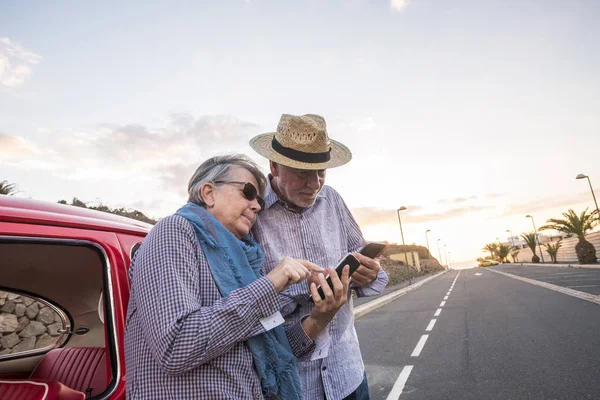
521,232,540,263
543,239,562,263
539,208,598,264
510,248,520,263
496,244,512,263
58,198,158,225
0,180,19,196
482,243,499,259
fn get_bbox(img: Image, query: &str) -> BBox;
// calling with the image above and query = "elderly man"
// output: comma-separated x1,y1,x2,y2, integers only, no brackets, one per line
250,114,389,400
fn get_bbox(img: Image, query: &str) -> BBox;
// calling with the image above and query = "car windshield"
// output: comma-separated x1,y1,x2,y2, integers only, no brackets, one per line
2,2,600,399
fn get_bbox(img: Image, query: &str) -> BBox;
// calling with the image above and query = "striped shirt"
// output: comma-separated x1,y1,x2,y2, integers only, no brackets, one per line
252,183,389,400
124,215,315,400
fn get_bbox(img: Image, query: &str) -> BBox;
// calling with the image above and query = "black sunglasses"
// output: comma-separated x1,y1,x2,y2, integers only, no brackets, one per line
213,181,265,210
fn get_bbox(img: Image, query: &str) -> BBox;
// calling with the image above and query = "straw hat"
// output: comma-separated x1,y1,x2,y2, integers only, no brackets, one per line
249,114,352,170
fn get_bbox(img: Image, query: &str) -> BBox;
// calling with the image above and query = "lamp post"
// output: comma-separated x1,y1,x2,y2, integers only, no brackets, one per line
444,244,448,267
425,229,431,253
397,207,409,267
576,174,600,222
448,251,451,268
526,214,545,263
437,238,443,268
507,229,518,262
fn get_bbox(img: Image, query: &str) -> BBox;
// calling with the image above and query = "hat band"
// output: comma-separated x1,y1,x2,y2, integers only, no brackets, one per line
272,137,331,164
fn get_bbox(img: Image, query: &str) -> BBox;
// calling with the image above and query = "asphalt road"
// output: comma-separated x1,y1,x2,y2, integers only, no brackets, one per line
355,268,600,400
492,264,600,295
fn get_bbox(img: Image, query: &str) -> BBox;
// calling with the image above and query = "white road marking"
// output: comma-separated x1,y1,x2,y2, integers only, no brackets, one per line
444,296,449,300
386,365,414,400
475,273,482,276
440,301,446,307
411,335,429,357
434,308,442,316
426,319,437,331
446,291,451,295
567,284,600,288
488,269,600,306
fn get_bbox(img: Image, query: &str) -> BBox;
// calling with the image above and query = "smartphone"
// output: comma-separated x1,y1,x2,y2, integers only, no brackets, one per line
312,253,361,302
359,242,387,259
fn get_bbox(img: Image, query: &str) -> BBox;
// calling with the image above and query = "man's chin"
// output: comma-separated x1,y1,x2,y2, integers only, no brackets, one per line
295,197,316,208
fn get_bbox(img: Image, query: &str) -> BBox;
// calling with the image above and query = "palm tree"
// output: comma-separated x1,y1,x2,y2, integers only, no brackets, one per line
539,208,598,264
543,239,562,263
0,180,19,196
496,244,512,263
511,248,521,263
521,232,540,263
482,243,499,259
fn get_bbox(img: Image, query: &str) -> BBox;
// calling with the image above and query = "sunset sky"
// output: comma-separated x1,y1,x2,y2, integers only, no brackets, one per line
2,0,599,264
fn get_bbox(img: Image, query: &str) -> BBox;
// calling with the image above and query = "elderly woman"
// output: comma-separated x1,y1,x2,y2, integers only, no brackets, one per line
125,154,349,400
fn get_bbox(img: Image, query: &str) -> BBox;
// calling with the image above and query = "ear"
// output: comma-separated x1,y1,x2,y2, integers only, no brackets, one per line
270,161,279,177
200,182,216,207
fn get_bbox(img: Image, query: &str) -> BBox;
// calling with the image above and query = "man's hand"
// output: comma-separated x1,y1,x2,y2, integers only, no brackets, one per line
302,265,351,339
350,253,382,287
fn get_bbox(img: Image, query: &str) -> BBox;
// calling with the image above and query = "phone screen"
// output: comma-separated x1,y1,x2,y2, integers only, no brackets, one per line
313,253,360,301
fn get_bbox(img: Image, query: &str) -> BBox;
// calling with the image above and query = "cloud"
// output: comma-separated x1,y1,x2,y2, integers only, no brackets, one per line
3,113,263,185
500,192,594,218
0,132,41,156
390,0,410,12
351,204,492,227
438,195,477,204
83,113,260,165
0,37,42,87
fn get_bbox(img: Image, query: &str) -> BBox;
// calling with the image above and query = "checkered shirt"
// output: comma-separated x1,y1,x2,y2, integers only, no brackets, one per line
124,215,315,400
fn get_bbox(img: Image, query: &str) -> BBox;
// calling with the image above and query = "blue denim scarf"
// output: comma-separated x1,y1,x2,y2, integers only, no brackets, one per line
175,202,302,400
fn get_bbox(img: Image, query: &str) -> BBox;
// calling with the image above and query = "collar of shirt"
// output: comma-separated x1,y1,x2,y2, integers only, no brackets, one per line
264,174,327,213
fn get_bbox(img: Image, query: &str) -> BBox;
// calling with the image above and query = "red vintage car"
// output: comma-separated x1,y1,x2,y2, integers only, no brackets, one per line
0,196,152,399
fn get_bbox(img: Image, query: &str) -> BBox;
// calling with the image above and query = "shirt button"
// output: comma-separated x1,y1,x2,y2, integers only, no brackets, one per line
322,366,327,371
255,393,261,399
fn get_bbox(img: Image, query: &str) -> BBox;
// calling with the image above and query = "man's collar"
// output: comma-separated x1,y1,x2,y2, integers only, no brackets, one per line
264,174,326,211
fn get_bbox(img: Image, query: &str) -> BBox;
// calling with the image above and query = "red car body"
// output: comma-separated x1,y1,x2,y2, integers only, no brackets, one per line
0,196,152,399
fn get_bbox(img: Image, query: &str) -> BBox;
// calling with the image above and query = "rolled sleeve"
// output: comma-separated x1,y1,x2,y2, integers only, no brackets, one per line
354,268,389,297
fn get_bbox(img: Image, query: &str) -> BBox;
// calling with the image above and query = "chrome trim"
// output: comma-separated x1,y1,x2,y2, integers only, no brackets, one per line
0,236,122,399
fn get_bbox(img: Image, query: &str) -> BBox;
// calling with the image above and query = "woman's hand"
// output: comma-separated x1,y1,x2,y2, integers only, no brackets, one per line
267,257,324,292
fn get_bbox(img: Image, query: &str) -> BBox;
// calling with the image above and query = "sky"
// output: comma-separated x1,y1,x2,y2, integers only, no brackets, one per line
1,0,599,264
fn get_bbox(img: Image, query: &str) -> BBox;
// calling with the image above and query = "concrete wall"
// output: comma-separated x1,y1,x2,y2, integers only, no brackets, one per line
390,252,421,271
512,231,600,264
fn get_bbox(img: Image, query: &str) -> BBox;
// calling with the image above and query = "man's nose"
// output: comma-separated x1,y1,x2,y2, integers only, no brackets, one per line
305,174,321,190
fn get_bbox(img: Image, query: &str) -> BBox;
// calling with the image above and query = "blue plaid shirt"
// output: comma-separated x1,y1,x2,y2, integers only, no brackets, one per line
252,183,389,400
124,215,315,399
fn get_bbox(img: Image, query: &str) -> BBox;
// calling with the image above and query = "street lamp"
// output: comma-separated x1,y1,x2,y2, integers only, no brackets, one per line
506,229,518,262
396,207,409,268
448,251,451,268
444,244,448,267
437,238,443,268
576,174,600,222
425,229,431,253
526,214,545,263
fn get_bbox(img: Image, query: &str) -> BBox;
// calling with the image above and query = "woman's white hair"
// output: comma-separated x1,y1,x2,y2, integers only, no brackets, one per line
188,154,267,206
